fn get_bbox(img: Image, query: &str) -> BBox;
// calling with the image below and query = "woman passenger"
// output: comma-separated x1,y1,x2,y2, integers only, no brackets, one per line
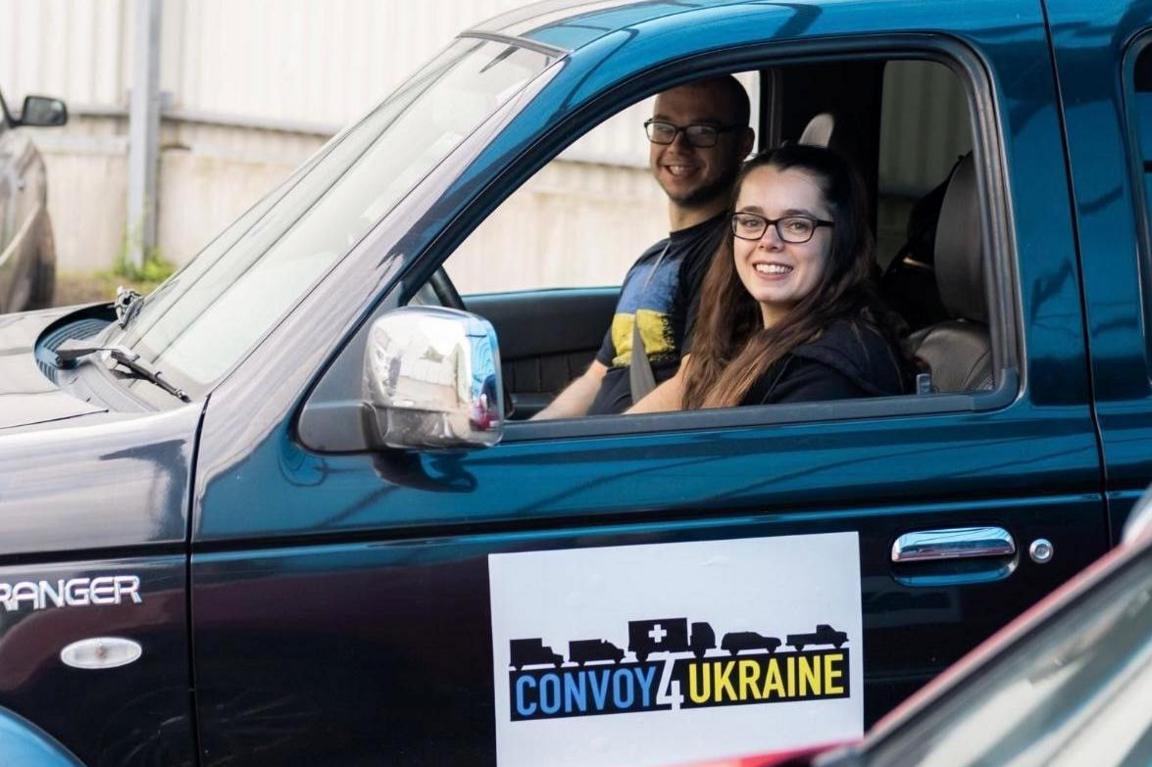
630,144,908,412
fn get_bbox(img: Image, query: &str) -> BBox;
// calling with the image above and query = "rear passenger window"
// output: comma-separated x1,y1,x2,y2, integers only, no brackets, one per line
876,60,973,272
876,60,978,339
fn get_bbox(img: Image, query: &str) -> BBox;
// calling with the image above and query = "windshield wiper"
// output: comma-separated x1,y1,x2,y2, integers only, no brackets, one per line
56,343,190,403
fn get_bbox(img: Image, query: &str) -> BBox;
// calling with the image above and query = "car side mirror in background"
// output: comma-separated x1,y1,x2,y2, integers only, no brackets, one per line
362,306,504,450
17,95,67,127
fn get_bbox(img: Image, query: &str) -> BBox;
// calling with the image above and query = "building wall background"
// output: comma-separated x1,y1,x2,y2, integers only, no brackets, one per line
0,1,965,289
2,0,650,277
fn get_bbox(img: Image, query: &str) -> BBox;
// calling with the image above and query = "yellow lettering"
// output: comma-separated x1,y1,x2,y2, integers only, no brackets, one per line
759,657,785,699
824,652,844,695
688,663,711,704
738,660,760,700
714,661,737,702
800,655,821,696
787,654,795,697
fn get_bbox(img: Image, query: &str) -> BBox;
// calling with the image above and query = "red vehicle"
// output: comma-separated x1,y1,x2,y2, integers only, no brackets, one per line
678,503,1152,767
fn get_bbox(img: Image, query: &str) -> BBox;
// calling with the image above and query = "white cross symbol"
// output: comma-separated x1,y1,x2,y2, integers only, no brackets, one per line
648,624,667,643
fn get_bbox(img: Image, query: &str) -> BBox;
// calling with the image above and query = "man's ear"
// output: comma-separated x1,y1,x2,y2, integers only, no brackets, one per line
739,127,755,158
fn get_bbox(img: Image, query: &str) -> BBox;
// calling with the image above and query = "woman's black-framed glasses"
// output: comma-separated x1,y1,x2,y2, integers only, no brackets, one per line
644,119,740,148
730,212,834,243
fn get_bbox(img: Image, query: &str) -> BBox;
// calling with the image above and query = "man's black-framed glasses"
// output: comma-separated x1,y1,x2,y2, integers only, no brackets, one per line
644,119,740,148
731,212,835,243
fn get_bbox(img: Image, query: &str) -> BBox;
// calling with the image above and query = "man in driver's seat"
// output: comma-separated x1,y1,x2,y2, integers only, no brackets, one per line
534,76,754,418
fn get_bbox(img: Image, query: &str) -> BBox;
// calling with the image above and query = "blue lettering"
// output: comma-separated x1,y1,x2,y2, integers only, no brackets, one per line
612,668,635,708
539,674,561,715
564,671,587,713
515,675,537,717
589,669,610,709
633,665,657,707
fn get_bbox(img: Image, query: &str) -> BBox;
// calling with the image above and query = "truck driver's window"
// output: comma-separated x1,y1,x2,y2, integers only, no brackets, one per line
420,54,993,424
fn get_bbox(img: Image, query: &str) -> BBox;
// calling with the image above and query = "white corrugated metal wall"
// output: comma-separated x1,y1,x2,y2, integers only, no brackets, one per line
0,1,528,124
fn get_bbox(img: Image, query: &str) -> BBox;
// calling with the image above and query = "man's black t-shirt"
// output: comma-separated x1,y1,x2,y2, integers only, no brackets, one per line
587,214,726,415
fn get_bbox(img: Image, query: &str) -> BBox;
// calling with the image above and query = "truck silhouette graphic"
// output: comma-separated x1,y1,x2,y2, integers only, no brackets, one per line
628,618,716,661
509,638,563,670
786,624,848,651
720,631,782,656
568,639,625,665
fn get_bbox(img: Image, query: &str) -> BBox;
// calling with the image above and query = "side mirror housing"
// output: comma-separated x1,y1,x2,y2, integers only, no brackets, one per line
362,306,503,450
17,96,67,127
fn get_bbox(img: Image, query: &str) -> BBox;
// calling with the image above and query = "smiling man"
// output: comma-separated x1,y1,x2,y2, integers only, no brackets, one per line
534,76,755,418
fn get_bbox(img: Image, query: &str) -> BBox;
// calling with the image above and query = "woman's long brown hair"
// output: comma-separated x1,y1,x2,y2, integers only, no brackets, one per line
682,145,899,409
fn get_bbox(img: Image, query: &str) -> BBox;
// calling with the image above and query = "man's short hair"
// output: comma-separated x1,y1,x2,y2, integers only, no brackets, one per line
678,74,751,128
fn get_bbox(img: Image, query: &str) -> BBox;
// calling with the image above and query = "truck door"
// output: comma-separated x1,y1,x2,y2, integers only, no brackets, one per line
1044,0,1152,537
188,2,1106,765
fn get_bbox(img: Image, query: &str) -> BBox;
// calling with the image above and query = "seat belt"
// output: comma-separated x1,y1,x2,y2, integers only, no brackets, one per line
629,240,671,403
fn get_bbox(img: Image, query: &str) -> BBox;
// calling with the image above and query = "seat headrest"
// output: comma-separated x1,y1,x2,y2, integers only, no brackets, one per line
798,112,834,147
933,153,987,324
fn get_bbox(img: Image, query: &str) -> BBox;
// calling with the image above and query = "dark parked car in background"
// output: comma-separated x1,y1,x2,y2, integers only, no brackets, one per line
0,89,65,313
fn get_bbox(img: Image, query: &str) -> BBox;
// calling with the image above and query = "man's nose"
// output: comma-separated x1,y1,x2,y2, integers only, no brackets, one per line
669,129,694,149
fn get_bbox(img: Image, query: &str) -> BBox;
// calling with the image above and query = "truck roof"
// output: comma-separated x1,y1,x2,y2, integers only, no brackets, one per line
468,0,786,55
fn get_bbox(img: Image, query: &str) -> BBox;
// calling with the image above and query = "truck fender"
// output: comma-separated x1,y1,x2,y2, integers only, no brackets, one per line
0,706,84,766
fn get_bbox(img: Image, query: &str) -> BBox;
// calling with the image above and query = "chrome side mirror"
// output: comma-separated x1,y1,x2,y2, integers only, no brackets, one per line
363,306,503,450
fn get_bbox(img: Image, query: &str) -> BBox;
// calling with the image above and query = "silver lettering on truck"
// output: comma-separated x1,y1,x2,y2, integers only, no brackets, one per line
0,575,142,612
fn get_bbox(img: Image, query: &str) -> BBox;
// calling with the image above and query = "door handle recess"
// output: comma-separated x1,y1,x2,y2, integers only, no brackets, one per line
891,527,1016,563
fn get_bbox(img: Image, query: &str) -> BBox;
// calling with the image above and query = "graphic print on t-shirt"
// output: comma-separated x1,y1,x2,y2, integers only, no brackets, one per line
609,254,681,368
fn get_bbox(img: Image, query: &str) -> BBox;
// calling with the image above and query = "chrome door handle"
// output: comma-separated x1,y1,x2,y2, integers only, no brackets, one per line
891,527,1016,563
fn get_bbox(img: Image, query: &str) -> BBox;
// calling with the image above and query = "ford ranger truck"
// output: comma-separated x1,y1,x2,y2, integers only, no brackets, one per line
1,0,1150,764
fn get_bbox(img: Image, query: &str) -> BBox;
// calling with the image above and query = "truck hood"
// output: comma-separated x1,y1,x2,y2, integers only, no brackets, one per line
0,306,201,555
0,306,106,429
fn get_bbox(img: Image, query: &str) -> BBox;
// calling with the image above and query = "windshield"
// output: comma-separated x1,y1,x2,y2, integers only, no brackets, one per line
105,37,555,398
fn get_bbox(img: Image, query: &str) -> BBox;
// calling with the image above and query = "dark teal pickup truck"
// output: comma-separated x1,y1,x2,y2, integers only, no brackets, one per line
1,0,1151,764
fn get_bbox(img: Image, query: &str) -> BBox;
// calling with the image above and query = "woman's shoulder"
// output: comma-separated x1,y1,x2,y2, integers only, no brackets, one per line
789,318,907,396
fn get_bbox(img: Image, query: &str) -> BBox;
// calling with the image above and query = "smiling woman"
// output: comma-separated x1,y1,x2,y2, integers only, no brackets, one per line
631,144,911,413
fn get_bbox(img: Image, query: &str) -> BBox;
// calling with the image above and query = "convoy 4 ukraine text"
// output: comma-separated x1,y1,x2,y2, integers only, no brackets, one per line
508,618,850,721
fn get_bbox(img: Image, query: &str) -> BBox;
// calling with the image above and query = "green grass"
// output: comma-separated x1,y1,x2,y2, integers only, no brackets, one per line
55,272,167,307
